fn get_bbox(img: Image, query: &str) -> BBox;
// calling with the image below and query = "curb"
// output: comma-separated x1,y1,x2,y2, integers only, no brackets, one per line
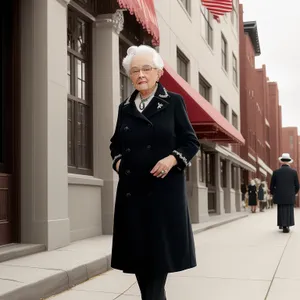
0,214,248,300
193,214,248,235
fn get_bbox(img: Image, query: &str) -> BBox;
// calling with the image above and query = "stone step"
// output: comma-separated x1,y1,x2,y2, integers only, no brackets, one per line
0,243,46,263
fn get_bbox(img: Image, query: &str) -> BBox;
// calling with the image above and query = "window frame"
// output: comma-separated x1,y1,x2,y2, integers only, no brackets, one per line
199,73,211,102
177,48,189,82
221,34,228,71
200,5,213,48
220,97,228,119
179,0,191,14
67,8,93,175
119,37,134,102
232,110,238,129
232,53,238,86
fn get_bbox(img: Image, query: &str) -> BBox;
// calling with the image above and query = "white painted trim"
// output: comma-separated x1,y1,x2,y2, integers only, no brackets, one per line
248,152,256,162
257,157,273,175
68,174,104,186
215,145,256,172
259,167,268,177
265,118,270,127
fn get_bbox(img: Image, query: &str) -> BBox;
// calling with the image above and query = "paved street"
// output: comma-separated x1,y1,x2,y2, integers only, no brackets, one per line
49,208,300,300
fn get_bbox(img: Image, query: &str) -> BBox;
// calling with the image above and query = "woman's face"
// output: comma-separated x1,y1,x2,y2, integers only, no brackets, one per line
129,54,162,92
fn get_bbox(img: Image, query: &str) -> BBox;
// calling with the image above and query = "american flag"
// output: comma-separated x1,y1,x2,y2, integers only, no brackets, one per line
201,0,233,22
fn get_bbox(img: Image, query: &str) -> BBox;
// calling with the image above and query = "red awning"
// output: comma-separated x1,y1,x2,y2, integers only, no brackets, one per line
160,62,245,144
117,0,160,46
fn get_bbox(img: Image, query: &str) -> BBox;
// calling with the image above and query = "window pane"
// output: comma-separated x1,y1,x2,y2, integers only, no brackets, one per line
77,19,86,55
67,54,71,94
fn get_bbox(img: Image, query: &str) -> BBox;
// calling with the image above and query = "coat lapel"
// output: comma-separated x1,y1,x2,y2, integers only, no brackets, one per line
122,82,170,123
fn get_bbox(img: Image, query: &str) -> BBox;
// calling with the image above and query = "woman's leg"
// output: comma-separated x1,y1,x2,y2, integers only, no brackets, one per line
135,273,168,300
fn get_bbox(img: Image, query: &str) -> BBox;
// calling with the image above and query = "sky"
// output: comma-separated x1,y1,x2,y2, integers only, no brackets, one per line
241,0,300,129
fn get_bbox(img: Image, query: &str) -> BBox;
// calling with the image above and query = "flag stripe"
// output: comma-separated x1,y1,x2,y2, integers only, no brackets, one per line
202,0,233,18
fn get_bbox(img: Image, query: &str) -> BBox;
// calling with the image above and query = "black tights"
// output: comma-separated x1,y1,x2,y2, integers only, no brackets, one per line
135,272,168,300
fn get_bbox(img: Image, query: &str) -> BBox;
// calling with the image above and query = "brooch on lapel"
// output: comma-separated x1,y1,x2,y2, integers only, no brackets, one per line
157,102,163,110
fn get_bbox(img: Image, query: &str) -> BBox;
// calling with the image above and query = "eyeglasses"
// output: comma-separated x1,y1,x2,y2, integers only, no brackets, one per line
130,65,157,76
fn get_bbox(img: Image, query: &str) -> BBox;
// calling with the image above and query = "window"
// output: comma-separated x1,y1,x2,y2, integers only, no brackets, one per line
232,111,238,129
67,9,93,174
231,0,238,31
177,48,189,82
220,97,228,119
220,159,227,188
201,5,213,48
119,39,133,102
180,0,191,14
221,34,228,71
232,53,238,86
290,135,294,149
199,73,211,102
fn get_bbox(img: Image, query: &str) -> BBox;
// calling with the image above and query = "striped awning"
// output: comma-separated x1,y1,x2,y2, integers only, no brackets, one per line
201,0,233,22
117,0,160,46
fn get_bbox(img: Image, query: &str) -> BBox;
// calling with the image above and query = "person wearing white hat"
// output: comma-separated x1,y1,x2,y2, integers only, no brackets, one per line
270,153,299,233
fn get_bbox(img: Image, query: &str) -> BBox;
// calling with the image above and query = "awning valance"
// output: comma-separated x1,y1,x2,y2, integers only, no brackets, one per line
201,0,233,22
160,62,245,144
117,0,160,46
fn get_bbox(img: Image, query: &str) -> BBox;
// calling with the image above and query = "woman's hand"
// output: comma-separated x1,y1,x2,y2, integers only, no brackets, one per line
116,160,121,172
151,155,177,178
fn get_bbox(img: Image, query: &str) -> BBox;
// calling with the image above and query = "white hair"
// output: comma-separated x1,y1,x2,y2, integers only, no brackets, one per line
122,45,164,76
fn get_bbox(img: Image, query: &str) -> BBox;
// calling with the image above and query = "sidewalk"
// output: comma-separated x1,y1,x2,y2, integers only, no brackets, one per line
0,212,247,300
48,208,300,300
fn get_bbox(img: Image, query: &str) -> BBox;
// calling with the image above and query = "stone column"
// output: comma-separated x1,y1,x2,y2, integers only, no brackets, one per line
235,167,242,212
93,10,124,234
20,0,70,250
224,160,232,213
224,160,237,213
188,152,209,223
215,153,225,215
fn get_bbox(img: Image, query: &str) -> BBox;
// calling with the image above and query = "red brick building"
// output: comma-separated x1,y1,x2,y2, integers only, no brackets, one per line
239,5,282,185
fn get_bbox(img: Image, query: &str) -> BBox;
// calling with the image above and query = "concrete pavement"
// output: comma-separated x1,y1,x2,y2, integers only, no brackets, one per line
0,212,247,300
49,208,300,300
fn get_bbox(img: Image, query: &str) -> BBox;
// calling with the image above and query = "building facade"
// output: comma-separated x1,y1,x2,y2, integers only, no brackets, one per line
0,0,256,249
239,5,281,186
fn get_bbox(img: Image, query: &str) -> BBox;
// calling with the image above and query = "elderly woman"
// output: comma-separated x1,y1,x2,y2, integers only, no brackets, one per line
110,45,200,300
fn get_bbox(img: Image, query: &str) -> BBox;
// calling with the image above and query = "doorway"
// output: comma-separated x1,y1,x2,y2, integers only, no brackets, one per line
0,0,20,246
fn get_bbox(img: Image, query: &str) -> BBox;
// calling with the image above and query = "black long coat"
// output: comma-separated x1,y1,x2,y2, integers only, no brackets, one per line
270,165,300,205
110,83,200,274
248,184,257,206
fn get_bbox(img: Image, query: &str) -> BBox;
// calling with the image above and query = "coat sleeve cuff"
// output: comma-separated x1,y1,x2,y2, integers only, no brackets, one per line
112,154,122,172
172,150,191,171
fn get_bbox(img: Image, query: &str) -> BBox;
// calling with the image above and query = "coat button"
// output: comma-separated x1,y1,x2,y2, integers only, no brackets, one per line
147,123,152,127
125,148,131,153
147,145,152,150
124,126,129,132
125,169,131,175
126,193,131,198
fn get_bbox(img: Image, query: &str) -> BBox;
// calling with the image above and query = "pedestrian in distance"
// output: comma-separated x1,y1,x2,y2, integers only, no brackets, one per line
270,153,300,233
248,179,257,213
109,45,200,300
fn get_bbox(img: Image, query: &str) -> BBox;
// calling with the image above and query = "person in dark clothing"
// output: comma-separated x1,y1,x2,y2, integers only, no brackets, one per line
270,153,300,233
248,179,257,213
258,182,265,212
110,45,200,300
